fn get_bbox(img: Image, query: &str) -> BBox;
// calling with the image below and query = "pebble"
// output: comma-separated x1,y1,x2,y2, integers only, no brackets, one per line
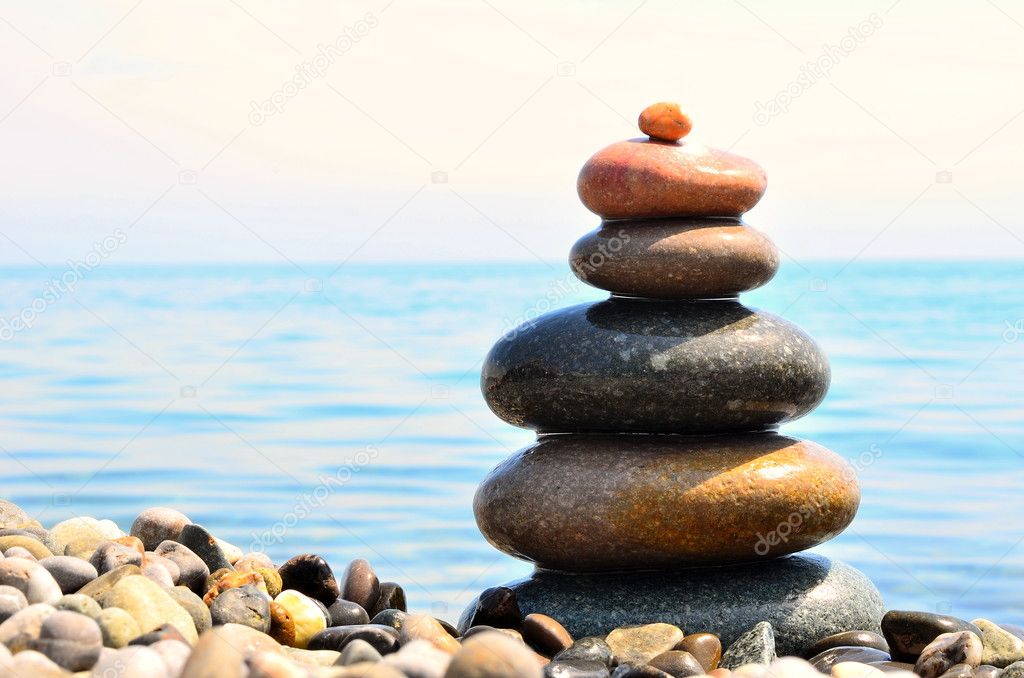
93,644,170,678
145,551,181,583
976,665,1005,678
463,586,522,630
89,539,144,575
27,609,102,670
3,546,35,560
340,557,379,610
611,664,672,677
606,623,685,666
340,637,384,665
721,622,777,669
638,102,692,142
38,555,98,594
545,659,611,678
96,606,141,648
10,648,67,676
276,554,340,607
677,632,722,671
371,581,408,615
936,663,975,678
329,596,371,626
47,516,122,556
249,650,307,678
1004,661,1024,678
446,630,543,678
554,636,617,668
0,535,52,560
523,612,573,656
274,589,327,649
55,593,101,618
204,569,270,604
383,638,452,678
96,573,198,644
77,563,141,599
809,646,891,672
307,623,399,654
151,637,192,675
974,619,1024,667
806,631,889,658
168,585,212,635
372,608,409,631
0,500,35,530
269,600,296,646
236,552,274,572
153,540,210,593
0,557,63,604
177,524,233,573
0,585,27,623
881,611,982,662
831,661,888,678
400,613,461,654
0,602,56,651
648,649,705,677
180,623,284,678
577,139,767,219
210,584,271,632
915,631,983,678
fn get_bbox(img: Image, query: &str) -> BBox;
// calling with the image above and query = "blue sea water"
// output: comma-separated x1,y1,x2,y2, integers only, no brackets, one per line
0,261,1022,624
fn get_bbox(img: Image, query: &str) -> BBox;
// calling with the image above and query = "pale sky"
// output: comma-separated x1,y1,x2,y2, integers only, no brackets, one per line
1,0,1023,265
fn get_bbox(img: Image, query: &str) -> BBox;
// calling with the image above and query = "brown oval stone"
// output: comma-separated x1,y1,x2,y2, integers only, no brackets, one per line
677,633,722,671
569,219,778,299
474,433,859,571
522,613,573,656
639,102,692,142
577,139,767,219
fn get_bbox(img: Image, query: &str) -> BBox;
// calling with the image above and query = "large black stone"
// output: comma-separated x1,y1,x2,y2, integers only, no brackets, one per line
482,299,829,434
458,554,883,657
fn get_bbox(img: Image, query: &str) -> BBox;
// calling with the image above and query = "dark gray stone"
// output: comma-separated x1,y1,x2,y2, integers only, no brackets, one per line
482,299,829,434
611,665,671,678
553,637,616,667
153,540,210,593
209,585,270,632
39,556,97,594
328,597,369,627
370,608,407,631
88,541,142,575
176,524,232,573
280,554,340,606
881,610,982,662
28,610,102,671
369,581,407,616
308,623,399,654
459,554,883,657
720,621,776,669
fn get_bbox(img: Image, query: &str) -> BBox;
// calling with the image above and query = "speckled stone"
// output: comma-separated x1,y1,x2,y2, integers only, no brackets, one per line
0,502,36,530
210,585,271,632
569,220,778,300
607,623,684,666
474,433,858,570
482,299,829,434
54,593,101,619
915,632,983,678
553,636,616,667
458,554,883,657
577,139,767,219
721,622,776,669
972,619,1024,667
881,611,982,662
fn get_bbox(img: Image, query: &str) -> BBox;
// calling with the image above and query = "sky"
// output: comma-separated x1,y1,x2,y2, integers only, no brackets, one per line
1,0,1023,265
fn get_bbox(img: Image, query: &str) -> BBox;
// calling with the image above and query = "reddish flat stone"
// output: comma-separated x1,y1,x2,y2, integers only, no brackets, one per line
577,139,767,219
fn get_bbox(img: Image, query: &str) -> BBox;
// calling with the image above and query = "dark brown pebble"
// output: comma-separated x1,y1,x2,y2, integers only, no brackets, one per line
675,633,721,671
369,581,406,616
524,613,573,656
177,524,233,572
464,586,522,629
340,558,379,611
649,650,705,677
438,617,460,638
881,611,982,662
805,630,889,658
278,554,340,606
328,597,369,627
809,646,891,672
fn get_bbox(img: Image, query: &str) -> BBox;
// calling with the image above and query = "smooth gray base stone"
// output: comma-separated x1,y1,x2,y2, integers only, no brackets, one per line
458,554,883,657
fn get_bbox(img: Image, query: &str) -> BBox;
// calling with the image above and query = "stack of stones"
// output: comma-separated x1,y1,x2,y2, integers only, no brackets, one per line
462,102,886,656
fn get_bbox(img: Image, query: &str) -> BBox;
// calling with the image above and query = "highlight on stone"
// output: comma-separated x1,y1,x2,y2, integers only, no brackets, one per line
638,101,693,142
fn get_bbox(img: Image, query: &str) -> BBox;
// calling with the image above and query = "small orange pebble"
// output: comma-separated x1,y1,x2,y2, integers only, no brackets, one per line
638,101,692,142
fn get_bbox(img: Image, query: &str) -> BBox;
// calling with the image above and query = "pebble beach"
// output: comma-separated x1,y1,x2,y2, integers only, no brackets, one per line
0,500,1023,678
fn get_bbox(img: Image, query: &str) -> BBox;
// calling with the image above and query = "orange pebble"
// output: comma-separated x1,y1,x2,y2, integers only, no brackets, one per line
639,102,692,142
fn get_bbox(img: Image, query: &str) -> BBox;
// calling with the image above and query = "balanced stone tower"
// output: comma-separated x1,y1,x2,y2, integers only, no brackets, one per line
460,103,884,657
